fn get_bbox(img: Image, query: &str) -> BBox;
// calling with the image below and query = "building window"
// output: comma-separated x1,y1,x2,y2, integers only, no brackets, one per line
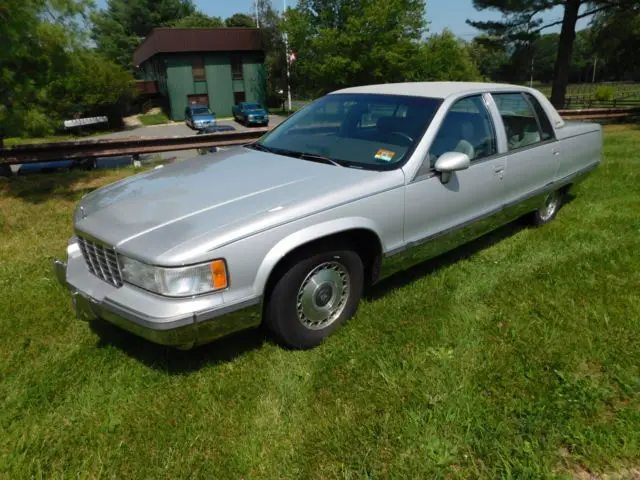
231,57,243,80
192,56,205,81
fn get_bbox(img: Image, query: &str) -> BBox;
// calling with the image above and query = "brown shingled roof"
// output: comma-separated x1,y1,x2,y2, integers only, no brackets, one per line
133,28,264,66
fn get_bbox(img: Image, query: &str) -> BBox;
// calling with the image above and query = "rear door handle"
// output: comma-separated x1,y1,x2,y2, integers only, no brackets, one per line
494,164,505,179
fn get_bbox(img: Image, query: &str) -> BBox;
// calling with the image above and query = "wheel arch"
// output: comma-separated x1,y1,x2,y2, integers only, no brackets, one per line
255,219,385,302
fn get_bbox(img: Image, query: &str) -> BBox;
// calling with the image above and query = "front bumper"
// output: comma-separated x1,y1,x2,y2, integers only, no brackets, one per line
194,121,216,130
53,259,261,349
246,117,268,125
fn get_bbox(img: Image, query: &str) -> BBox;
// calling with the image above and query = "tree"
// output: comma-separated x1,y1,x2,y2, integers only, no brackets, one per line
0,0,135,138
286,0,429,97
92,0,197,68
467,0,638,107
468,37,510,80
254,0,287,103
416,31,483,82
225,13,256,27
170,12,225,28
590,7,640,81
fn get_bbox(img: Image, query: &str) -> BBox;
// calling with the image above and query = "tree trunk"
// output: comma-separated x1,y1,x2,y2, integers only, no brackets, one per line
550,0,581,108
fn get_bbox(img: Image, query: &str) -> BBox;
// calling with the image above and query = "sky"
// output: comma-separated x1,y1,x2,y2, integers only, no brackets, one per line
96,0,592,37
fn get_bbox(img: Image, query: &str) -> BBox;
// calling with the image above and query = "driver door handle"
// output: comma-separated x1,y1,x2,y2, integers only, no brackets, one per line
494,164,505,179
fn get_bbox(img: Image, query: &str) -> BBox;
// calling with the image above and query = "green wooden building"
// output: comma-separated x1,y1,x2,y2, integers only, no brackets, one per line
133,28,266,121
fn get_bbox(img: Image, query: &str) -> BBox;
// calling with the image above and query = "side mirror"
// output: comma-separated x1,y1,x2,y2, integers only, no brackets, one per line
434,151,470,184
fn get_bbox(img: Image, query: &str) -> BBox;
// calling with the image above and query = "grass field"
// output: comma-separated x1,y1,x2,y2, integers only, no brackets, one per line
4,130,117,147
1,125,639,478
534,83,640,109
535,82,640,99
138,111,170,126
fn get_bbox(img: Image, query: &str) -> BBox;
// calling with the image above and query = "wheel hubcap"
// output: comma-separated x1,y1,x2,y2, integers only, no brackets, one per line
540,192,559,221
296,261,350,330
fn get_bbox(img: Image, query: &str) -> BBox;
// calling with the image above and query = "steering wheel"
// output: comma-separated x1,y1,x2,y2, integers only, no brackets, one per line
386,131,414,144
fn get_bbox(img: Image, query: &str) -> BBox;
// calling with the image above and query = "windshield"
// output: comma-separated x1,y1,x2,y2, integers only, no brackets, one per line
255,93,442,170
245,103,262,110
192,107,211,116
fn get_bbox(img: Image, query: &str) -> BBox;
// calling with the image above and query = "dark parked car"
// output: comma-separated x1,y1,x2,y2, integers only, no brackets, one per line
232,102,269,126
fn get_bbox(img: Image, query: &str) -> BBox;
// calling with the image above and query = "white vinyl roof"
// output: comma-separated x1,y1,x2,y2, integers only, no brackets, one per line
330,81,565,128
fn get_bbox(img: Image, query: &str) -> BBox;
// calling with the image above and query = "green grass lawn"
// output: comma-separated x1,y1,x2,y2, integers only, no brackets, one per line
1,125,639,478
138,112,170,126
535,83,640,103
4,130,118,147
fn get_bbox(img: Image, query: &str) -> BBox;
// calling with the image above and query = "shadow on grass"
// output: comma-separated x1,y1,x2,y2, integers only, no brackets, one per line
89,319,271,373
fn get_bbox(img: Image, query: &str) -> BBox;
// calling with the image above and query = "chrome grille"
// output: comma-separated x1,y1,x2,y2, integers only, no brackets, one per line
77,236,123,287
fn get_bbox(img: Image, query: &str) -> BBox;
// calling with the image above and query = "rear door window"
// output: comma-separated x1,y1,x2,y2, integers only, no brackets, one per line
492,93,544,151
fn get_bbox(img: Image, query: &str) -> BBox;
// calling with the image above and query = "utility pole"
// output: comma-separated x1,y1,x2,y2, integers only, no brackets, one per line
592,56,597,83
255,0,259,27
530,55,534,88
283,0,292,113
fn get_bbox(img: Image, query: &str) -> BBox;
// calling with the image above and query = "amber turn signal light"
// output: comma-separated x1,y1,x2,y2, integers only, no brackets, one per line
210,260,228,289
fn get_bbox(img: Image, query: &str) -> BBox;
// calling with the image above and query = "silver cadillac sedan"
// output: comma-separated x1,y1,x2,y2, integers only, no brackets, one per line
54,82,602,350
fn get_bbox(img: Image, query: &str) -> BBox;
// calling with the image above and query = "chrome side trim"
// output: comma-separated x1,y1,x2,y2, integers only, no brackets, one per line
379,162,598,280
379,193,542,280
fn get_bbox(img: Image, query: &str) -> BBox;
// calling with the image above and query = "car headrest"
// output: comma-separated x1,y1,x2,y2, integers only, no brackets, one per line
376,116,406,133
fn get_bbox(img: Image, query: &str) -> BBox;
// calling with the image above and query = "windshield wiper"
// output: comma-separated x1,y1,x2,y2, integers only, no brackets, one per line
274,149,346,167
295,152,346,167
246,142,273,153
246,144,347,167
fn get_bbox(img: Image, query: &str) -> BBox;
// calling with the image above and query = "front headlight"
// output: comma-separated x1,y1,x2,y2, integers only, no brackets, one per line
120,256,228,297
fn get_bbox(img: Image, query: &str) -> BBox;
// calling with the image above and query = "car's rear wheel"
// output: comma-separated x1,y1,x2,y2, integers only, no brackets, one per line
264,248,364,349
530,189,563,226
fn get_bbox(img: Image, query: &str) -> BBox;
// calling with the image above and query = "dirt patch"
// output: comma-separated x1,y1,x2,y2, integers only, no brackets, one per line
123,114,142,128
562,463,640,479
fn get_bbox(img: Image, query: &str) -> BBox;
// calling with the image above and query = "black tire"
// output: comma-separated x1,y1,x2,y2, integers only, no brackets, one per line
530,189,564,226
0,163,12,177
264,248,364,349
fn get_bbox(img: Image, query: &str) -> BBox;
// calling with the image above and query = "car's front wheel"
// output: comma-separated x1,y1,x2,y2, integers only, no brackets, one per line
264,248,364,349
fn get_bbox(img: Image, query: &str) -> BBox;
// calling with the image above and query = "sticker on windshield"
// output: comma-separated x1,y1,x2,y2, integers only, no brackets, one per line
375,149,395,162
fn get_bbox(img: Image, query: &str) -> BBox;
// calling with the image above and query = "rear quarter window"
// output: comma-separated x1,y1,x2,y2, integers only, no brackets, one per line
524,93,555,141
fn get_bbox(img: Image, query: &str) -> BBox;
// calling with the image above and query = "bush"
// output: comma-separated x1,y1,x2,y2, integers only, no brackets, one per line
21,109,59,138
594,85,615,101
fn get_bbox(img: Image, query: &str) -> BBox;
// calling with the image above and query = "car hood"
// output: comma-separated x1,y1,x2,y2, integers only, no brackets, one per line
74,147,402,265
193,114,215,122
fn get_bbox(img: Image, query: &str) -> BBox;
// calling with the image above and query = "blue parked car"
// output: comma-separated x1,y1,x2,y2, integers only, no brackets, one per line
185,104,216,130
231,102,269,127
16,157,96,174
